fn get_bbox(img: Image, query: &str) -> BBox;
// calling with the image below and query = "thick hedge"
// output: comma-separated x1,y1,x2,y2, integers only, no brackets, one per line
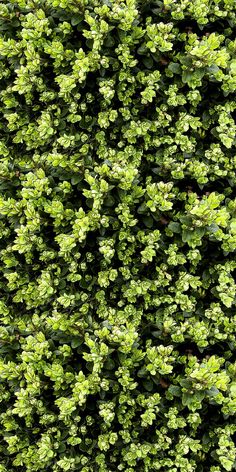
0,0,236,471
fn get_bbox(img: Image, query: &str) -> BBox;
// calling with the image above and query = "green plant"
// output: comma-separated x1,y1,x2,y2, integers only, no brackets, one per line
0,0,236,470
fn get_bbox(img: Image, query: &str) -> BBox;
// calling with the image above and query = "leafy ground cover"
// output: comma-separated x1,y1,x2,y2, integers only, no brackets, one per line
0,0,236,471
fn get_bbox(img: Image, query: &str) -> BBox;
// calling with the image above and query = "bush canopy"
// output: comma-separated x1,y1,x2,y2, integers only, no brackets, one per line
0,0,236,471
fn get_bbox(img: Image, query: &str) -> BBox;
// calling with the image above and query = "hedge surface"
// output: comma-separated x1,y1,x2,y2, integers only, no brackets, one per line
0,0,236,471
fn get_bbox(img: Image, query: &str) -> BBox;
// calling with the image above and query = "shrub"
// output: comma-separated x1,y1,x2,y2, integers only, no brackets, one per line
0,0,236,471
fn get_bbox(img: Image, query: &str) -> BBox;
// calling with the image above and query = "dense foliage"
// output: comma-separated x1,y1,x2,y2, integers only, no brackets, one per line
0,0,236,470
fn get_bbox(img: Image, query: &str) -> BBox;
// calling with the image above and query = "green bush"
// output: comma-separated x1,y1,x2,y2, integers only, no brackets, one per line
0,0,236,470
